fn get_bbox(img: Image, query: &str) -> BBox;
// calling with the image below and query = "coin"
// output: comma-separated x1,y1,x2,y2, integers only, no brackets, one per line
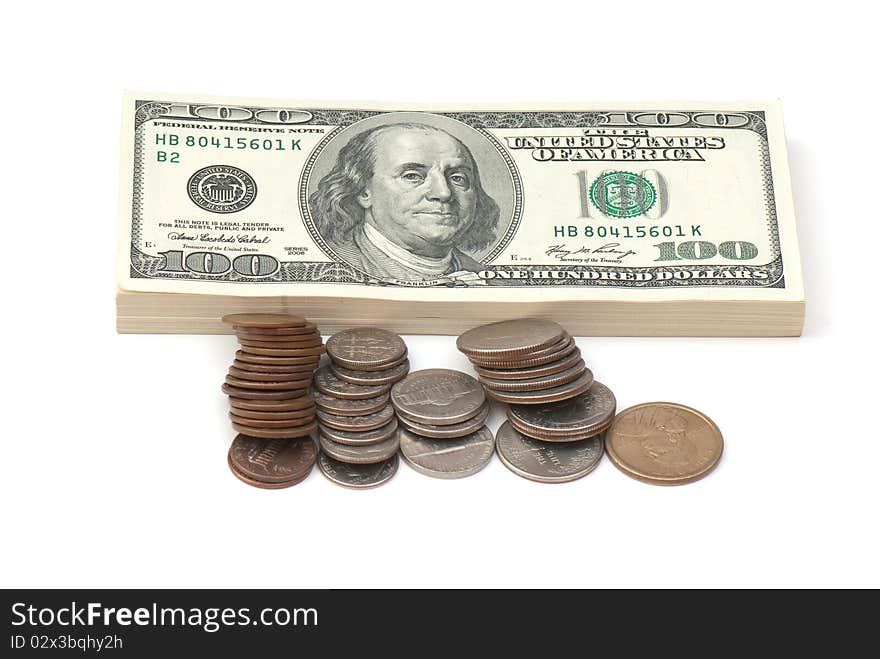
318,418,399,446
231,359,318,375
479,360,586,392
227,395,315,412
331,359,410,386
231,420,318,439
312,365,390,400
224,375,312,391
325,327,407,369
238,336,323,349
391,369,485,425
473,348,583,380
318,432,400,464
604,402,723,486
222,383,308,400
229,412,316,428
312,390,391,416
507,415,605,442
318,453,399,489
229,366,315,382
398,426,494,479
396,401,490,439
316,404,396,431
239,344,325,357
222,313,307,328
234,323,318,337
457,318,566,359
229,406,315,421
341,352,409,373
467,336,575,368
495,422,604,483
227,434,316,484
227,454,312,490
483,369,593,405
235,350,321,366
508,381,616,438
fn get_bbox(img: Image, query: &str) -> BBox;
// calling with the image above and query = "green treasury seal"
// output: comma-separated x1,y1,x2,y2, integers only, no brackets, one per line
589,171,657,218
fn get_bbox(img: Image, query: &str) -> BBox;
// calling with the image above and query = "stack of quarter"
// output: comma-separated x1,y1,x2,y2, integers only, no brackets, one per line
220,313,323,487
496,381,617,483
315,327,409,488
456,319,593,404
391,369,495,479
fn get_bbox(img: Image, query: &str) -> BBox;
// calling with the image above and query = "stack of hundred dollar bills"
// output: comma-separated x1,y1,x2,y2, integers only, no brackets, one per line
117,92,804,336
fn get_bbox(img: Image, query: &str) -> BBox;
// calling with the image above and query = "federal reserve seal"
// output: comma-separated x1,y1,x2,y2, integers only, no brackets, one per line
187,165,257,213
589,171,656,218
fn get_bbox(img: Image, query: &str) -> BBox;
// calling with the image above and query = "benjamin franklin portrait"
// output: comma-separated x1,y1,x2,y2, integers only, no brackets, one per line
308,119,506,283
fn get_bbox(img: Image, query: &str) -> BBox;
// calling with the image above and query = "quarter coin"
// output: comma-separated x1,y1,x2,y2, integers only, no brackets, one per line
313,365,391,400
473,348,583,380
479,360,586,392
318,432,400,465
391,369,485,425
398,426,495,479
483,369,593,405
222,313,307,328
325,327,407,370
604,402,723,486
508,381,616,437
318,453,399,489
467,337,577,369
495,421,604,483
331,359,410,386
318,418,399,446
457,318,566,359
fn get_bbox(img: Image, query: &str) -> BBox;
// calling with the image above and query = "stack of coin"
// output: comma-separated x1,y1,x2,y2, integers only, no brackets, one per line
314,327,409,487
456,318,594,404
391,369,495,479
220,313,323,487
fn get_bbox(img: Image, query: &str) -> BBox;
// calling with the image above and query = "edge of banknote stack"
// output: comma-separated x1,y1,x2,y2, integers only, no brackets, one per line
116,92,805,337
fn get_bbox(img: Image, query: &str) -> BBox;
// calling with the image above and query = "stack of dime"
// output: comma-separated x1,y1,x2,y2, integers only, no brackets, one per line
391,369,495,479
314,327,409,488
220,313,323,487
456,318,594,405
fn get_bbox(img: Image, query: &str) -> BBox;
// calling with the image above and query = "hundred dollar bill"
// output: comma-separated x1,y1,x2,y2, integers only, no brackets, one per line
117,92,803,331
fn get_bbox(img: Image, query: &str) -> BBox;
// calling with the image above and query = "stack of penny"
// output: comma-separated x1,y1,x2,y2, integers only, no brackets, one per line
221,313,323,488
313,327,409,488
456,318,594,405
391,369,495,479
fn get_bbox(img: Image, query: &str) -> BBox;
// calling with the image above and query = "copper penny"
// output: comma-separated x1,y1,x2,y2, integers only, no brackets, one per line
240,344,325,357
457,318,566,359
224,375,312,391
231,359,318,374
331,360,410,386
396,401,491,439
227,454,312,489
229,366,315,382
467,336,574,368
227,396,315,412
318,432,400,465
313,390,391,416
318,418,399,446
234,323,318,337
479,360,587,392
230,412,316,428
316,405,396,432
604,402,723,486
473,348,583,380
483,369,594,405
222,313,307,328
231,420,318,439
313,365,391,400
238,336,323,349
227,434,316,484
222,383,308,400
229,406,315,421
325,327,407,370
235,350,321,366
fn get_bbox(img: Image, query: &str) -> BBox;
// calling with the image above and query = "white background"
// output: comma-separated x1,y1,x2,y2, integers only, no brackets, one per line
1,1,876,589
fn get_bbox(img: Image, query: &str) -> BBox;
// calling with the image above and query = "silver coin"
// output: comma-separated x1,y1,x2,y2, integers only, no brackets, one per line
396,401,491,439
318,431,399,464
318,452,399,489
325,327,407,369
507,415,605,442
479,360,587,392
473,348,583,380
312,389,391,416
398,426,494,479
495,421,604,483
467,337,576,369
391,369,486,425
312,365,391,400
318,418,399,446
508,381,616,436
484,369,594,405
316,404,396,431
456,318,566,359
331,359,410,386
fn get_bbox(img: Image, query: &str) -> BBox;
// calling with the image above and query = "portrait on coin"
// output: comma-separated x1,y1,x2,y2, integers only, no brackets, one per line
306,112,519,284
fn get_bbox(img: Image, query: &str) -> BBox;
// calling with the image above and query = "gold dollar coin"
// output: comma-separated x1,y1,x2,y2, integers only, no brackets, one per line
605,402,723,485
